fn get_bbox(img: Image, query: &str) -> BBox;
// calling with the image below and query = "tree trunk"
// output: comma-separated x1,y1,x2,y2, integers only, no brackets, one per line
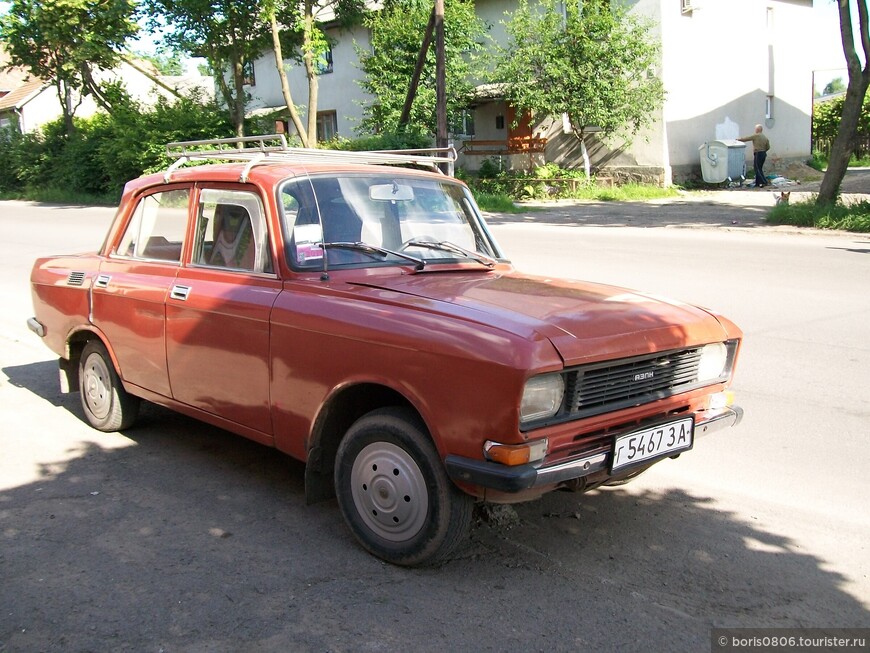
269,11,309,147
231,56,247,139
53,72,75,137
817,0,870,204
819,76,869,203
580,137,591,179
302,9,320,146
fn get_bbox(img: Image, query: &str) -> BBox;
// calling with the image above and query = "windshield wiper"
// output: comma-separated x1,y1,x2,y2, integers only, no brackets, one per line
402,239,497,268
321,241,426,270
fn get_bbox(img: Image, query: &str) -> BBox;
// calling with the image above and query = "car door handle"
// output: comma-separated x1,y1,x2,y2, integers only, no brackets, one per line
170,285,191,301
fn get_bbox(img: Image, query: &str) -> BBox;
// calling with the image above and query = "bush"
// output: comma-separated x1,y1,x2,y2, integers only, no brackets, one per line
325,130,433,152
0,92,234,202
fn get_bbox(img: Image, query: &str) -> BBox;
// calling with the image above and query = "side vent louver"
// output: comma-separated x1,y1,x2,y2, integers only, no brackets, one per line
66,271,86,286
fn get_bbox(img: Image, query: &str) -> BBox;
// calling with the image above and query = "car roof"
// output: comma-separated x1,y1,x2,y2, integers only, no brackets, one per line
125,161,461,196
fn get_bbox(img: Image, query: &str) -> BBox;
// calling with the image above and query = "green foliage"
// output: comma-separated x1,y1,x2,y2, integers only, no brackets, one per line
493,0,664,143
823,77,846,96
357,0,490,135
145,0,273,134
0,94,234,200
473,193,523,213
767,197,870,232
463,163,677,203
324,130,433,151
0,0,139,131
132,49,186,75
813,93,870,156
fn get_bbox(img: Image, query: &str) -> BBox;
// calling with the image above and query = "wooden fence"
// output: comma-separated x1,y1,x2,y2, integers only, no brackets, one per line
813,135,870,159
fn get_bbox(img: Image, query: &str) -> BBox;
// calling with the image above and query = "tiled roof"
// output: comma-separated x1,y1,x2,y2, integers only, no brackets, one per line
0,78,48,111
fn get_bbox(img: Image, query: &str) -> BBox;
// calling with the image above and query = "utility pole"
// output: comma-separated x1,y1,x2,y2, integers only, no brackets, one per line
435,0,447,151
399,0,449,165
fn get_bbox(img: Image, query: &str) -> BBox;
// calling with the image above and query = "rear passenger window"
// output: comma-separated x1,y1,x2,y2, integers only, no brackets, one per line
193,189,273,274
116,189,189,262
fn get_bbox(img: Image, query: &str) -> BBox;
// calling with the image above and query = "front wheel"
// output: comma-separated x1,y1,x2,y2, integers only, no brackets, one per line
334,407,473,566
79,340,140,432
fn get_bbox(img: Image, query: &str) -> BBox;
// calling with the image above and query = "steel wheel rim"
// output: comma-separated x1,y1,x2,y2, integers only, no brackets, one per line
83,353,111,420
350,442,429,542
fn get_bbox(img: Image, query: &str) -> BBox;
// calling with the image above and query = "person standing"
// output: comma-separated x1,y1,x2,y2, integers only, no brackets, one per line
738,124,771,188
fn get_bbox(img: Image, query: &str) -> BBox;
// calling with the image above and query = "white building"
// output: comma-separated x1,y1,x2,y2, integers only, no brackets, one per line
241,0,818,183
0,52,213,134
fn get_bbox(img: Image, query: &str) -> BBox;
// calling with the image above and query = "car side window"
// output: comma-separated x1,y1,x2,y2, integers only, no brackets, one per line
193,189,273,274
116,189,190,262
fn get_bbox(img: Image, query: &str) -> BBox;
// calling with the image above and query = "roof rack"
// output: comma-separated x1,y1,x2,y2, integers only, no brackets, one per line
164,134,457,183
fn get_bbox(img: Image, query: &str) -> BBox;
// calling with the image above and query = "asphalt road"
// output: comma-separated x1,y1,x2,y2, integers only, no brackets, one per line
1,198,868,652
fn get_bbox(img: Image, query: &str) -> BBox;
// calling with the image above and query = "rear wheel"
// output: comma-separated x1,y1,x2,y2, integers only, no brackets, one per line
79,341,139,431
334,407,473,566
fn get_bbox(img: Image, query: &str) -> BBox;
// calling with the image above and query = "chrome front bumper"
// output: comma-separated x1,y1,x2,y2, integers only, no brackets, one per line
445,406,743,493
27,317,45,337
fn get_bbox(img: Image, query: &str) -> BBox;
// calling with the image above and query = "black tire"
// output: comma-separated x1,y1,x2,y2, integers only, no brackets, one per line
79,340,140,432
334,407,473,566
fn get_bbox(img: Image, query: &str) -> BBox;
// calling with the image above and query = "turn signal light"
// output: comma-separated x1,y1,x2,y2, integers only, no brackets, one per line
708,390,735,410
484,439,548,466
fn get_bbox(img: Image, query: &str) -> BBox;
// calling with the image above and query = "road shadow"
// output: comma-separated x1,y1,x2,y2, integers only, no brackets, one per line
484,200,773,230
3,360,80,411
1,390,867,651
826,240,870,255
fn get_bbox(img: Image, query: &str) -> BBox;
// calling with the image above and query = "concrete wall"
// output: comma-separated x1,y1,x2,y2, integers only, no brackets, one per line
244,0,816,183
244,24,374,139
659,0,814,181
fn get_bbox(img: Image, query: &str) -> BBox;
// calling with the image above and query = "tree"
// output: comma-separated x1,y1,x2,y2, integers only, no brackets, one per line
823,76,847,96
0,0,139,136
263,0,310,146
146,0,272,137
356,0,489,137
492,0,664,176
819,0,870,204
132,49,186,76
262,0,365,146
813,93,870,156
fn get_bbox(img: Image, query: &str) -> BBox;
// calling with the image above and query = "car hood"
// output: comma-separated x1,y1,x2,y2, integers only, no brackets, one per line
352,271,732,366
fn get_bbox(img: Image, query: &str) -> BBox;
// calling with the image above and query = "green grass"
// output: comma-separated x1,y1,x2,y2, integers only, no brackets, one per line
0,187,118,205
473,183,679,211
767,197,870,232
809,151,870,171
584,183,680,202
474,192,526,213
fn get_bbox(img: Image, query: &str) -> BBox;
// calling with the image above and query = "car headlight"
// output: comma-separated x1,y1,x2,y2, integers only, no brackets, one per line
697,342,729,383
520,373,565,424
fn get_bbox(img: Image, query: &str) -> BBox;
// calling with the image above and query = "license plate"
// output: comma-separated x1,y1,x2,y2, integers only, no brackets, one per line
611,417,694,472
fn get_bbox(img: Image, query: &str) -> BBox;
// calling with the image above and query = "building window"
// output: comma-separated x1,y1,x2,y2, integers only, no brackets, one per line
765,95,774,120
316,46,334,75
316,111,338,142
243,60,256,86
450,110,475,137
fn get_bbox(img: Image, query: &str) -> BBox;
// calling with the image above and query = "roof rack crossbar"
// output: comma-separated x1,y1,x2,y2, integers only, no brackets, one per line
163,134,457,182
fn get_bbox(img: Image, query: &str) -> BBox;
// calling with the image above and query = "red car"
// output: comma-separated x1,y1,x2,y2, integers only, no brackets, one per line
28,135,743,566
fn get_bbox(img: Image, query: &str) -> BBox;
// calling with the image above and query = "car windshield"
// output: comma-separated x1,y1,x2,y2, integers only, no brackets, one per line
279,173,502,270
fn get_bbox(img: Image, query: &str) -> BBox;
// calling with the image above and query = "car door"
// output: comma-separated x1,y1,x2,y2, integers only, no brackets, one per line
92,186,191,397
165,187,281,442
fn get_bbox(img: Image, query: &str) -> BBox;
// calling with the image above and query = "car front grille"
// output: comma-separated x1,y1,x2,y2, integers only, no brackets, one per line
557,344,735,423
